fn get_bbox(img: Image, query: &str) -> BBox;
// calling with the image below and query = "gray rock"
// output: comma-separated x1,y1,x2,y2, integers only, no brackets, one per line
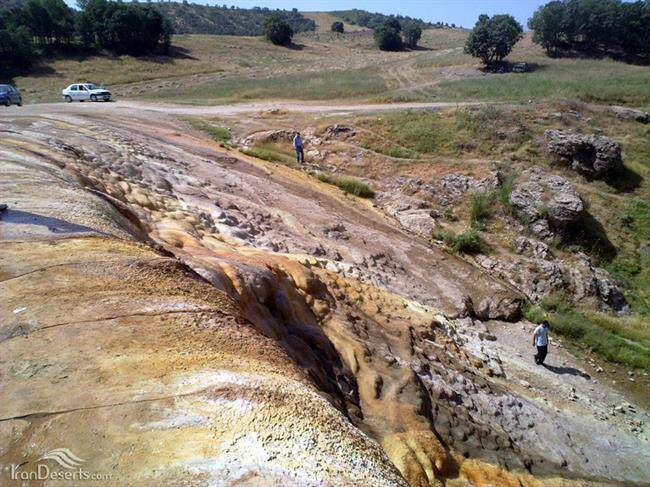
513,237,551,259
510,169,583,229
547,189,584,226
610,106,649,124
544,130,623,178
510,181,545,220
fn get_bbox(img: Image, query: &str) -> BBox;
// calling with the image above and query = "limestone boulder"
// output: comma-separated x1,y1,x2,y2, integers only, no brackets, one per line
610,106,649,124
509,168,583,230
544,130,623,178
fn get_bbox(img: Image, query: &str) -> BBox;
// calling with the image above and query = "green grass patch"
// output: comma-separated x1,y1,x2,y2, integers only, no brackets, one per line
498,171,517,216
523,301,650,372
317,173,375,198
429,59,650,106
242,144,295,164
356,106,530,159
149,68,387,103
184,117,231,143
607,197,650,315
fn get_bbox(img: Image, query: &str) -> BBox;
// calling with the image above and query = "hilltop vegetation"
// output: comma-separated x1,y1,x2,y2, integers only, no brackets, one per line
0,0,171,70
154,2,315,36
331,8,448,29
529,0,650,62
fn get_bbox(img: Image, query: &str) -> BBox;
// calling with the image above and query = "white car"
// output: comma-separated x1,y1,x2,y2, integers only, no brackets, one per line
62,83,112,103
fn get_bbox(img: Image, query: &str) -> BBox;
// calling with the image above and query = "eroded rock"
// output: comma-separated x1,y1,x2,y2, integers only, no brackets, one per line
544,130,623,178
610,106,649,124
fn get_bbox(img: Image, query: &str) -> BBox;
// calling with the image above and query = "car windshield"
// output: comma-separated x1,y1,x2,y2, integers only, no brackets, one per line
0,85,10,93
83,84,99,90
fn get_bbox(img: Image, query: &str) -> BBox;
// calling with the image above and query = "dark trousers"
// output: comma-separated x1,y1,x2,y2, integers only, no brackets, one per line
295,146,304,163
535,345,548,365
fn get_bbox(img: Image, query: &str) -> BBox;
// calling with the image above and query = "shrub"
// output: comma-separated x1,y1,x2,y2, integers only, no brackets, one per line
465,14,523,66
374,19,403,51
498,171,517,215
264,15,293,46
331,21,344,33
442,227,488,254
469,191,495,227
403,24,422,49
317,173,375,198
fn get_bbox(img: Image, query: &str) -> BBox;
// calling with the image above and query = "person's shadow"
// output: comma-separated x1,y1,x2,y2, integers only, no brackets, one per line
1,209,97,234
543,363,591,379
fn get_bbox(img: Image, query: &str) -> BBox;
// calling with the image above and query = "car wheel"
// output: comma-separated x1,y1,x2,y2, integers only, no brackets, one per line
91,95,97,102
17,99,22,107
3,100,9,107
65,95,72,103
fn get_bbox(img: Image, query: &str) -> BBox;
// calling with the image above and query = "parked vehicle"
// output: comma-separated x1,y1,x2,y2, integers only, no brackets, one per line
512,62,530,73
0,85,22,106
62,83,112,102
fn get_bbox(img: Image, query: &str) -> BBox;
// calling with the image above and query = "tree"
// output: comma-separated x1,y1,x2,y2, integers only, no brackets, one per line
529,0,650,62
0,23,33,68
331,21,344,33
22,0,75,46
77,0,171,54
403,24,422,48
263,15,293,45
374,18,402,51
529,0,567,55
464,14,523,66
620,1,650,60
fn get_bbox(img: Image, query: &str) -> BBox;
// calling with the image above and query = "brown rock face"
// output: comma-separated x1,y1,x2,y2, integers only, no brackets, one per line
1,107,647,487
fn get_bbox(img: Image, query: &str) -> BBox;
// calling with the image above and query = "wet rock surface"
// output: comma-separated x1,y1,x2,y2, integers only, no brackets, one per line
1,106,648,486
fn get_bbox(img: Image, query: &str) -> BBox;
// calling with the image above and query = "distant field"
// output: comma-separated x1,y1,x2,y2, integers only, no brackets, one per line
147,68,386,104
423,36,650,107
9,30,650,108
302,12,368,33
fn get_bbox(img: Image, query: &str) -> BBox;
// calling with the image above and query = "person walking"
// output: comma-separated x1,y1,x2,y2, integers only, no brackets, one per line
532,320,550,365
293,132,304,164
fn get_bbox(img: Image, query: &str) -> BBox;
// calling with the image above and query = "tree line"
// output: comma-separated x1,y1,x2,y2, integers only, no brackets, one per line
154,2,315,36
529,0,650,62
0,0,171,69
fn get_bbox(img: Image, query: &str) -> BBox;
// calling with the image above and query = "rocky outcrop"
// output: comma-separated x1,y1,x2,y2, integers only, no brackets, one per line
510,167,583,237
1,108,646,487
544,130,623,178
0,138,406,486
610,106,649,124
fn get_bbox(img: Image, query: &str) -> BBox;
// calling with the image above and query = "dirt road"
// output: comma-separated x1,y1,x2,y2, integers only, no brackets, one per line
8,99,484,117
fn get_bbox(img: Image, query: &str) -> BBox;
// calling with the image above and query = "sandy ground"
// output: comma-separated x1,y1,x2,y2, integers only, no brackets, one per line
5,99,484,117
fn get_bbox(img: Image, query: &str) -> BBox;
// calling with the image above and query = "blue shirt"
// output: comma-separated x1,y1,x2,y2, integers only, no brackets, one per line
293,135,303,148
534,325,549,347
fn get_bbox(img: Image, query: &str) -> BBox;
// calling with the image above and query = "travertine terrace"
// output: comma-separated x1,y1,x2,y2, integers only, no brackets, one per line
1,103,648,486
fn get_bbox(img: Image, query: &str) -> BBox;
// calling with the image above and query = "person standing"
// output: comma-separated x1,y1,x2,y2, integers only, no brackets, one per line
532,320,550,365
293,132,304,164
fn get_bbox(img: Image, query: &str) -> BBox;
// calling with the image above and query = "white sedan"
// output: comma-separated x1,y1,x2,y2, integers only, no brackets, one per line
62,83,112,102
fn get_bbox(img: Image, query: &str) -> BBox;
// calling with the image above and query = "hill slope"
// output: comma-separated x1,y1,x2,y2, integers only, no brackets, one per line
153,2,315,35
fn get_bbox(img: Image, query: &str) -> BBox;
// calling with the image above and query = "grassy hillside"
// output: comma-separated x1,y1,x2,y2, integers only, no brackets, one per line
302,12,369,33
153,2,315,35
330,8,440,29
10,30,650,110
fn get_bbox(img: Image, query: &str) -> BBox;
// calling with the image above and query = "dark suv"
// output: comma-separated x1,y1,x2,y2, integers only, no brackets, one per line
0,85,22,106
